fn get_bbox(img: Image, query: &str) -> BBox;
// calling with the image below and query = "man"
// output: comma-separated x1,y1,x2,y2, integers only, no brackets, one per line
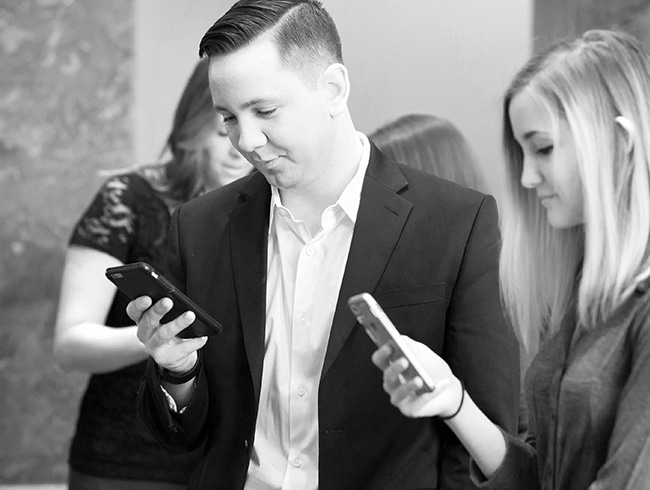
129,1,520,488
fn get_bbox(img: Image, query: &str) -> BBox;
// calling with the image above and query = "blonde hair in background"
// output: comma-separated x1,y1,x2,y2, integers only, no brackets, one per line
370,113,489,192
501,29,650,353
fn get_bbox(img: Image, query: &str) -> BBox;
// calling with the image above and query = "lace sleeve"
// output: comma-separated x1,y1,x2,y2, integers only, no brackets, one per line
70,175,139,263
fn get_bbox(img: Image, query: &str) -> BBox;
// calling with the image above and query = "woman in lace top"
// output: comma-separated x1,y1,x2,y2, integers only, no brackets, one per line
372,30,650,489
53,59,252,489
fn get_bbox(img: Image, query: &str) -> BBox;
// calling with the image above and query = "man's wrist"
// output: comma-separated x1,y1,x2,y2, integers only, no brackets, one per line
157,350,203,385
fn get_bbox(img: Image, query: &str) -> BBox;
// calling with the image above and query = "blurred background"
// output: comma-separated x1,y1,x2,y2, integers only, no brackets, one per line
1,0,649,485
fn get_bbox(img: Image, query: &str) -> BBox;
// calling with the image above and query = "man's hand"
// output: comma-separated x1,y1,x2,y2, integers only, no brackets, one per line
127,296,208,374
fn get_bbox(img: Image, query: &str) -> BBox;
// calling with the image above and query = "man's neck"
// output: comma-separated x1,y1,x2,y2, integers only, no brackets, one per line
280,129,363,234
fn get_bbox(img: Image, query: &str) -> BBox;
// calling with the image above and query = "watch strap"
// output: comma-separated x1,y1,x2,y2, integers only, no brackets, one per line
158,349,203,385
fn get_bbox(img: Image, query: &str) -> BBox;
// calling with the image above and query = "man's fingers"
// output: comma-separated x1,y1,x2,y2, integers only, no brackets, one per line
154,310,197,342
130,296,188,344
126,295,153,323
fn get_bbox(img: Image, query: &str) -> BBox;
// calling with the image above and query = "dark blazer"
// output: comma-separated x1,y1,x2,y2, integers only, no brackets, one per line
138,144,520,489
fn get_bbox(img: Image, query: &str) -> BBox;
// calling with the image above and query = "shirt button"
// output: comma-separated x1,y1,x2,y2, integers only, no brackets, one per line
305,246,315,256
298,316,308,326
298,387,306,397
293,459,303,468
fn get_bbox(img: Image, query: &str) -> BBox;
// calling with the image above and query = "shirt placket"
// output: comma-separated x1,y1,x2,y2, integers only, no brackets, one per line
284,223,319,488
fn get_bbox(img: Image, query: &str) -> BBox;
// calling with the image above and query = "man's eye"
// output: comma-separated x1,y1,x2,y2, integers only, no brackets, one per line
536,145,553,156
258,108,276,117
222,115,236,124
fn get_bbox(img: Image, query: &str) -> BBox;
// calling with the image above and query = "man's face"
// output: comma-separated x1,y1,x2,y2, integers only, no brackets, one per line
208,37,333,192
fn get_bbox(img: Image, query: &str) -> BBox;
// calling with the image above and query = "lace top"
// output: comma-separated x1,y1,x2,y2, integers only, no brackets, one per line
68,172,201,482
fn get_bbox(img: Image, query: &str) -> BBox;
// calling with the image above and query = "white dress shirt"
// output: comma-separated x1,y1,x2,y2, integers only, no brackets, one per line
244,133,370,489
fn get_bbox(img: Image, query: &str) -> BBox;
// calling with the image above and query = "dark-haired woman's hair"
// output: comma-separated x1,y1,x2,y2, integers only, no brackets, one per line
162,58,219,201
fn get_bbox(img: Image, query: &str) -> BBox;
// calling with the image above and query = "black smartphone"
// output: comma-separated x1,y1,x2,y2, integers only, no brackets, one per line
348,292,435,393
105,262,223,339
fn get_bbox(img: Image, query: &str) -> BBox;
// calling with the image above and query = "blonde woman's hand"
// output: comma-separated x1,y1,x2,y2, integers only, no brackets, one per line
371,336,463,419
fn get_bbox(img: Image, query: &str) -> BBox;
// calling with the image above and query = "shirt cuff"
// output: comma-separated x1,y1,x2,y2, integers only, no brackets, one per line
160,384,188,414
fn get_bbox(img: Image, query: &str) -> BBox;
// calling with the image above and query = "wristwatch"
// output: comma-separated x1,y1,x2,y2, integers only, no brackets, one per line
157,350,203,385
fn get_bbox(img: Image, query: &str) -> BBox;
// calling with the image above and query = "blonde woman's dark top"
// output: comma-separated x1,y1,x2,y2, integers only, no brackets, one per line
474,283,650,489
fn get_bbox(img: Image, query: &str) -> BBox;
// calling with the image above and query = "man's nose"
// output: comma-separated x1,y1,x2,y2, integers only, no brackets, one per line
236,121,267,153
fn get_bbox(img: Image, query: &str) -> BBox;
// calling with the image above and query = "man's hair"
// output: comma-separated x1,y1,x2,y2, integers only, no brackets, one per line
199,0,343,79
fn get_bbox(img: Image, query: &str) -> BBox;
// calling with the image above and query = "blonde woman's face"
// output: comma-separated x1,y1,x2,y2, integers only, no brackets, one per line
201,116,253,190
509,90,584,229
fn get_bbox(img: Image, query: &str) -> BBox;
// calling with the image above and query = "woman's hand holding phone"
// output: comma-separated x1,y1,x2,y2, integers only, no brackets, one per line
348,292,464,419
371,337,464,420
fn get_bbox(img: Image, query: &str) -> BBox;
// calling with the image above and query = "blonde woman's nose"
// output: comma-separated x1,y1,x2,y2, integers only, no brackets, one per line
520,158,542,189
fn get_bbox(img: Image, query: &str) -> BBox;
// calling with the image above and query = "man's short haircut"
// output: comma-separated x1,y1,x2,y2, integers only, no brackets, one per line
199,0,343,80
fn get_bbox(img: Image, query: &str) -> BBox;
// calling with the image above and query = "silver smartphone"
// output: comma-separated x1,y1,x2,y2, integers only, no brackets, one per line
348,292,435,393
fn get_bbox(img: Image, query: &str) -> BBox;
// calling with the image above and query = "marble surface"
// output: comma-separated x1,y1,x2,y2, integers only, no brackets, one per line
0,0,132,483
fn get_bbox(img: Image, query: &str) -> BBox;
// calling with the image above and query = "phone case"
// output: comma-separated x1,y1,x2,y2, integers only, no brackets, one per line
348,292,435,393
105,262,223,339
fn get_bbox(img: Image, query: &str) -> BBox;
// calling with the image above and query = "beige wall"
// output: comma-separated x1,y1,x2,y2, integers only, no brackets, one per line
135,0,533,194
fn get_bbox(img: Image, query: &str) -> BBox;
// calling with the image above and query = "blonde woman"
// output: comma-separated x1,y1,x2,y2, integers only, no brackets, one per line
373,30,650,489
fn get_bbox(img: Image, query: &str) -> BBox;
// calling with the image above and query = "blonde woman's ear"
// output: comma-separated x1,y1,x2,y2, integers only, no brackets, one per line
615,116,635,154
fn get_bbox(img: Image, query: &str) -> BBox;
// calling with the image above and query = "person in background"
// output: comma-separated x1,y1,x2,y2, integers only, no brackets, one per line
370,113,489,193
127,1,520,488
373,29,650,489
53,58,252,489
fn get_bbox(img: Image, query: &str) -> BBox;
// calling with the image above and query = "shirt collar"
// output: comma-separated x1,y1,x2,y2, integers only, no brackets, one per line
268,131,370,231
337,131,370,223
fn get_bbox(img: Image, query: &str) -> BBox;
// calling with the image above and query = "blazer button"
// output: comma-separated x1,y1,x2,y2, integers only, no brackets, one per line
243,439,249,449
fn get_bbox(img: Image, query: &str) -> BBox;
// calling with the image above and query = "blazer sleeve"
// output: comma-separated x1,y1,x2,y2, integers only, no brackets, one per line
137,357,210,453
136,205,210,453
438,195,521,489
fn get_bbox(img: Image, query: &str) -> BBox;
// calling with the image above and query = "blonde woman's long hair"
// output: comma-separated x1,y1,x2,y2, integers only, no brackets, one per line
501,30,650,353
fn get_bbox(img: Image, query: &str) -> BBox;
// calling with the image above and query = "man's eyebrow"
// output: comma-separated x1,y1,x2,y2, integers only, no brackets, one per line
214,98,276,112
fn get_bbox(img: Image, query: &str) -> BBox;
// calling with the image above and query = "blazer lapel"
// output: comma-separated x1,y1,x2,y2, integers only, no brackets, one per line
229,173,271,403
322,146,412,377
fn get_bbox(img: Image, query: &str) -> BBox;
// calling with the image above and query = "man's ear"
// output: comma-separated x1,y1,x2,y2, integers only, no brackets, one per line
615,115,635,154
320,63,350,117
